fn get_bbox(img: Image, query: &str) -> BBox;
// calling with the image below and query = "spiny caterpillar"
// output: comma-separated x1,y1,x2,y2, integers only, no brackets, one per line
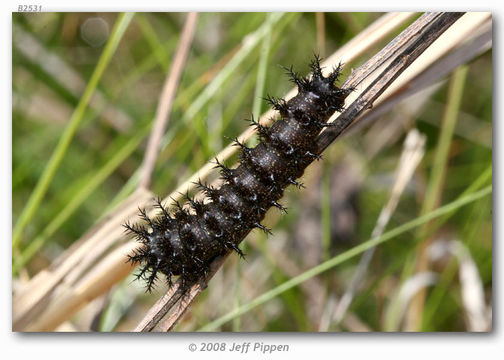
125,56,351,291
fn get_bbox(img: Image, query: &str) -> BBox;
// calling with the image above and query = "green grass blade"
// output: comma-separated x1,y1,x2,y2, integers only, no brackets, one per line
252,13,274,121
135,13,171,72
12,12,135,250
13,129,147,273
421,65,469,217
180,13,284,126
198,185,492,331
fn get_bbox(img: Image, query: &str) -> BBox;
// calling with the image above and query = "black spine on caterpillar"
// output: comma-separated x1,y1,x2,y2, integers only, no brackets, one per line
125,56,352,291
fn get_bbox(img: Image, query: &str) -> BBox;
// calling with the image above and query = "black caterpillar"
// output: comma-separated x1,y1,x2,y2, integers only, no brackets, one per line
125,56,351,291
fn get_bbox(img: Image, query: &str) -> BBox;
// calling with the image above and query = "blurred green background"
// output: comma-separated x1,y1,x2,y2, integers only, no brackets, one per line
12,12,492,331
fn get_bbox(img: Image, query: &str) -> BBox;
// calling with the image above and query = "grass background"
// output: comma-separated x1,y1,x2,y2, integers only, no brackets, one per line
12,12,492,331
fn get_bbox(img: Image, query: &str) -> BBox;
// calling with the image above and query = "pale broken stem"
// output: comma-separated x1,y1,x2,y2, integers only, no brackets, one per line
384,272,439,331
133,12,464,332
428,239,491,331
332,129,426,325
138,12,198,189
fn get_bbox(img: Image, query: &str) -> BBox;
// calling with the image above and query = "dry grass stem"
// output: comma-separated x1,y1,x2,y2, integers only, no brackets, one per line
13,188,154,330
333,129,426,324
344,24,491,138
428,239,491,331
317,13,466,154
138,12,198,189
